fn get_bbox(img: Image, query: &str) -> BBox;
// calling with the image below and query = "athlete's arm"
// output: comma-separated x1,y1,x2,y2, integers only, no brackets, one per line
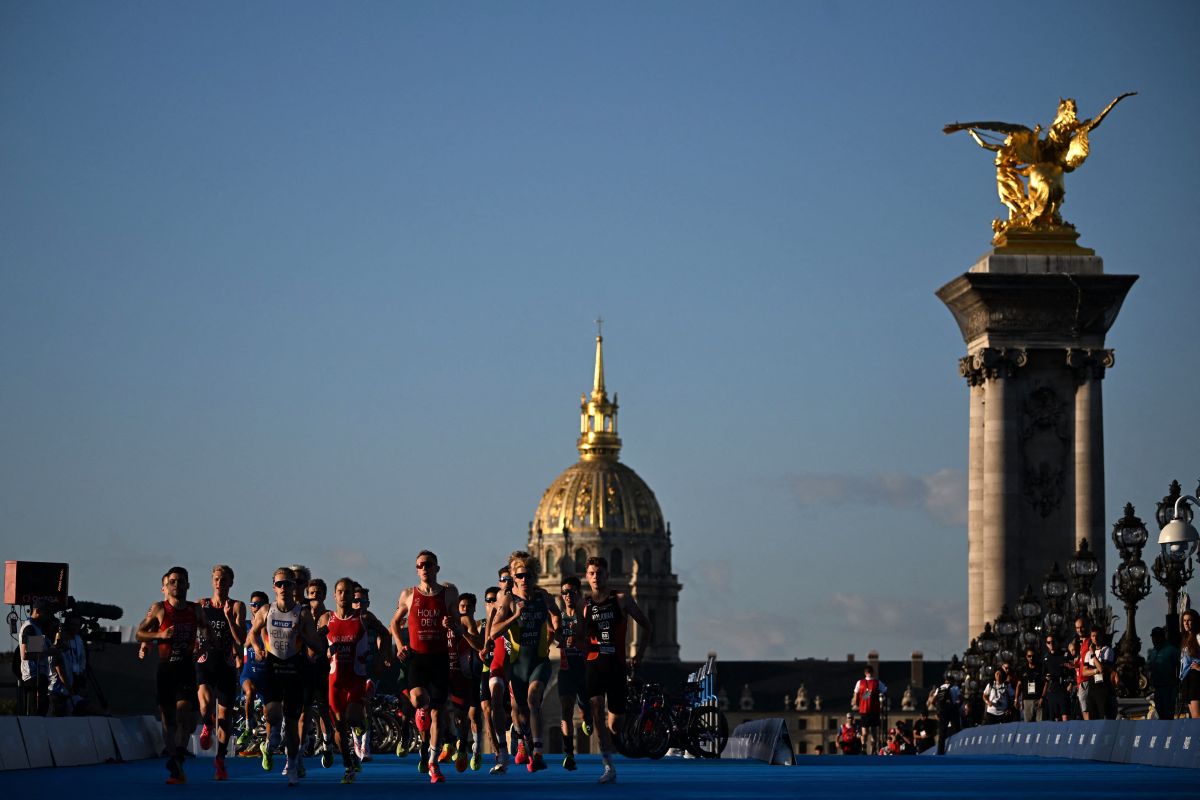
248,604,269,661
621,593,653,664
134,602,167,643
459,613,483,650
488,595,523,640
298,607,325,651
442,583,462,635
390,589,412,660
542,589,562,636
227,599,247,648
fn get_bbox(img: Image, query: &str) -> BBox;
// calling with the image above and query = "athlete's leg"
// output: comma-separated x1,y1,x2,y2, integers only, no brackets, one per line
197,682,214,738
560,690,577,757
488,677,509,755
527,680,546,758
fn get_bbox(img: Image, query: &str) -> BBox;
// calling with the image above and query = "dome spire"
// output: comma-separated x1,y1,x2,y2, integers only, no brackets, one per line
578,321,621,461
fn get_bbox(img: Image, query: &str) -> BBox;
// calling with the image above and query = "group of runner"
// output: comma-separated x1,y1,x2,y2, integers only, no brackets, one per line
136,548,651,787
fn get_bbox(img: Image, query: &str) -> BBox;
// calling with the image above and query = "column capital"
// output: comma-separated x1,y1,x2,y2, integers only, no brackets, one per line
959,347,1028,385
1066,348,1115,383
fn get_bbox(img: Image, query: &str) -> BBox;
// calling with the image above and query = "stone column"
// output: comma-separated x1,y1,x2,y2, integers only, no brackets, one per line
961,359,986,635
979,348,1027,626
1070,349,1114,579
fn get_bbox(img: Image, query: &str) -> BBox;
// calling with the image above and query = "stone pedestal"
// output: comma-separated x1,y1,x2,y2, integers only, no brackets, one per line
937,250,1136,637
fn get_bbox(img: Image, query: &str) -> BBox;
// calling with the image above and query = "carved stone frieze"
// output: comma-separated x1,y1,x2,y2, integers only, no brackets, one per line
1066,348,1115,384
959,347,1028,385
1020,385,1070,442
1024,461,1066,519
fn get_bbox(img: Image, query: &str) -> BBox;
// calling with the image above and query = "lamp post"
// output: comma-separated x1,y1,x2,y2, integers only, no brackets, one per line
1110,502,1151,697
994,605,1018,666
1152,480,1196,648
1068,538,1106,630
1015,585,1043,653
1042,562,1069,641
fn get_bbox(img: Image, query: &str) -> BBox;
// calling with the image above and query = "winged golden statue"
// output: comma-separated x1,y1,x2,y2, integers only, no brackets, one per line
945,93,1135,244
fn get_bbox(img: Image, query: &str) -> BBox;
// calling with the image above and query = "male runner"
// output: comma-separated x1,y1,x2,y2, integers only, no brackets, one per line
195,564,246,780
390,550,461,784
489,550,560,773
484,566,515,773
556,574,595,770
237,591,270,752
248,566,324,786
136,567,212,785
477,586,500,769
350,585,384,760
305,577,336,768
448,593,485,772
325,576,392,783
584,555,651,785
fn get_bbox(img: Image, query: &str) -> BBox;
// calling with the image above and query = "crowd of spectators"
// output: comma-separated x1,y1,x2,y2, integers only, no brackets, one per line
15,599,94,717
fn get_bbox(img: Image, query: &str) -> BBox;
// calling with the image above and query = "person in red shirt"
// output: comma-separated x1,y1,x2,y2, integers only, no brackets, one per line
852,666,887,752
390,550,461,784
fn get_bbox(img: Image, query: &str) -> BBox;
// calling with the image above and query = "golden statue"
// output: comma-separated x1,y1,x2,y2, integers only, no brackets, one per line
945,93,1135,247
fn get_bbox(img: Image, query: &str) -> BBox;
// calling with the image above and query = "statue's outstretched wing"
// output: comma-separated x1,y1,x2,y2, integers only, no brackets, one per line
1064,127,1090,170
943,121,1033,136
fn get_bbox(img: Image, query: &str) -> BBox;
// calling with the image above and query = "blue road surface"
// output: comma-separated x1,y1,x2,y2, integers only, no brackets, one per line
0,754,1195,798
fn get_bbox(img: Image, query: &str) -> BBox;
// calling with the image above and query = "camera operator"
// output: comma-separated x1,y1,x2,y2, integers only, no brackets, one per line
18,600,54,715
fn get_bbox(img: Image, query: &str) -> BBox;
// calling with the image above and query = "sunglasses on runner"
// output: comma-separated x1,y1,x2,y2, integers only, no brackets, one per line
274,580,294,588
485,596,497,604
416,562,436,570
513,573,529,581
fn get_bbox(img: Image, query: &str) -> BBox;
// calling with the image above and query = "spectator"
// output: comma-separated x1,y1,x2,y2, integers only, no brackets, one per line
18,601,53,715
931,674,961,755
1179,609,1200,719
983,668,1013,724
837,713,862,755
1082,628,1116,720
1041,634,1071,722
47,625,72,717
912,707,937,753
1073,616,1092,719
61,615,89,713
851,666,887,752
1016,648,1043,722
1146,626,1179,719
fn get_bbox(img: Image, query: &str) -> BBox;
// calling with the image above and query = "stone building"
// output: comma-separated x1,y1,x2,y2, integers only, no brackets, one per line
527,330,682,662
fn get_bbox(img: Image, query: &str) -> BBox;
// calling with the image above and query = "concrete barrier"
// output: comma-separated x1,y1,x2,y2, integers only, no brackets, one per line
944,719,1200,768
16,716,54,768
110,715,156,761
45,717,99,767
90,717,117,763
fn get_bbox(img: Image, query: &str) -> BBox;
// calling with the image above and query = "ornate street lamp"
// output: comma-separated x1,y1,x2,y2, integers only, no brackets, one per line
994,605,1018,665
946,655,965,685
1042,562,1069,639
1015,585,1043,651
977,622,999,676
1067,538,1100,614
963,639,983,673
1110,502,1151,697
1153,480,1197,646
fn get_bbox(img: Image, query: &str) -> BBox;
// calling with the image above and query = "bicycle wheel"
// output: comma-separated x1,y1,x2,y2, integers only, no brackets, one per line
643,708,671,760
685,705,728,759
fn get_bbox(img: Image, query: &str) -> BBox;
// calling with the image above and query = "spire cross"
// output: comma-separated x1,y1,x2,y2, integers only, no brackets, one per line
595,315,604,338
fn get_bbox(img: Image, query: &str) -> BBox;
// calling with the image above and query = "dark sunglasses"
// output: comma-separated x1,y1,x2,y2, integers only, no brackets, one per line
416,562,435,570
353,598,370,606
513,572,529,580
274,580,294,588
250,601,266,608
484,597,497,604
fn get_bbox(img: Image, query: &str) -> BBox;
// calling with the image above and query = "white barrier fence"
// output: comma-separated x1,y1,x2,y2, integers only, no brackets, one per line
0,715,165,771
943,719,1200,769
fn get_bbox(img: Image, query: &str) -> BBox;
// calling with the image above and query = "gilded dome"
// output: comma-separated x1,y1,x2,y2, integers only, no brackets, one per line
533,458,665,536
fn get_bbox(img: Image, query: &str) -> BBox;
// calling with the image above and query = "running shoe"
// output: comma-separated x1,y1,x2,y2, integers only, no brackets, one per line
214,755,229,781
599,763,617,784
429,763,446,784
581,719,593,736
514,741,528,765
166,758,186,785
418,747,430,774
454,748,468,773
236,729,253,749
287,770,299,787
562,754,577,771
261,746,273,772
439,743,453,763
395,740,406,757
489,754,507,775
321,745,334,769
529,753,546,773
199,723,212,751
470,753,482,771
282,757,290,776
341,767,356,784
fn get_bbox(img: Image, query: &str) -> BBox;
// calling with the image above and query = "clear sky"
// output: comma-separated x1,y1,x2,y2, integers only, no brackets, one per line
2,1,1198,661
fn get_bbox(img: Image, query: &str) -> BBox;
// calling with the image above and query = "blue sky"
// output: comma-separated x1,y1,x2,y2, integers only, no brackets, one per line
2,2,1198,661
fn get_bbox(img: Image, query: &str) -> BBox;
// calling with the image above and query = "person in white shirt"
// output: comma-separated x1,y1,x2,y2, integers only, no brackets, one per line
18,600,52,715
1082,628,1116,720
983,668,1013,724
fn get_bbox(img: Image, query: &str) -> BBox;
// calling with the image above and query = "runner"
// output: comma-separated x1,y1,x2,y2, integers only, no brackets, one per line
195,564,246,780
237,591,270,753
325,576,392,784
390,550,461,784
477,585,500,770
135,566,212,785
584,555,652,785
489,550,560,773
556,574,595,770
484,566,515,774
248,566,324,786
305,577,336,768
448,593,485,772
